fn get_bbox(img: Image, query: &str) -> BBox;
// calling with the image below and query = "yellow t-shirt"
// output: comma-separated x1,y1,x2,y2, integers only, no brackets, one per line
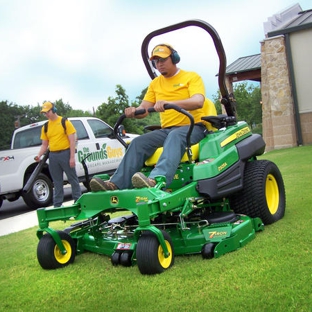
40,116,76,152
143,69,212,128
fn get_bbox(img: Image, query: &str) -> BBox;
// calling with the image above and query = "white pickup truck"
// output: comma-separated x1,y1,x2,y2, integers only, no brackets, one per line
0,117,137,209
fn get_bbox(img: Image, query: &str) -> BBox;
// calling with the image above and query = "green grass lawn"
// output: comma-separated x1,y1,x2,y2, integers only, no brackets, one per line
0,145,311,312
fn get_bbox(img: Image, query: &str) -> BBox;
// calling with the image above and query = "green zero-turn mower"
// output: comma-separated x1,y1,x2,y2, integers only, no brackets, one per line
36,20,286,275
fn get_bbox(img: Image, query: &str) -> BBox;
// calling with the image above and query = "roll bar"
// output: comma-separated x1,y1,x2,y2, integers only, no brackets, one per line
141,19,236,117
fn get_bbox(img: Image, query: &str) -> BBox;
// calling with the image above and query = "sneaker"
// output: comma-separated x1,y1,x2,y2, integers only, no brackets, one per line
90,177,118,192
132,172,156,188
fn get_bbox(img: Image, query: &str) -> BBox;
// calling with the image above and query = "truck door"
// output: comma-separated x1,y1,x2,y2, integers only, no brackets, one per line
72,119,127,178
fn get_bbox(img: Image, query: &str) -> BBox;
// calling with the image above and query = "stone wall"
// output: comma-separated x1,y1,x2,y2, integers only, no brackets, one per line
261,35,297,151
300,112,312,144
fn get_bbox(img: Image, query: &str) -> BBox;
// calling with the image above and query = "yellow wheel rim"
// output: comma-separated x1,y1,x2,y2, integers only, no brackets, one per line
54,240,72,264
265,174,279,215
158,240,172,269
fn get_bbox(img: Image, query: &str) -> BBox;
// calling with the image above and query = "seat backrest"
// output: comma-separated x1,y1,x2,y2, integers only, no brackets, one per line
202,98,217,131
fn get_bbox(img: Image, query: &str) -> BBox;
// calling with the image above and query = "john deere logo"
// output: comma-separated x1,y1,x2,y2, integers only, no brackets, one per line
111,196,118,204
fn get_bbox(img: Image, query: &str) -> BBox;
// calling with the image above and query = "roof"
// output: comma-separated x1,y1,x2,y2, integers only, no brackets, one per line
268,9,312,37
223,6,312,81
225,54,261,75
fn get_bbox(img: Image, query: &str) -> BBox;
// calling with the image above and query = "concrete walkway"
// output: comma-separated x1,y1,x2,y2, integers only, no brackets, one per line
0,210,38,236
0,200,74,237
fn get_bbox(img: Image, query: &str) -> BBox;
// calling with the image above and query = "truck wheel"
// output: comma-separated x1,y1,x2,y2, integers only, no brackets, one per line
136,230,174,275
230,160,286,225
0,196,3,208
37,230,76,269
23,173,53,209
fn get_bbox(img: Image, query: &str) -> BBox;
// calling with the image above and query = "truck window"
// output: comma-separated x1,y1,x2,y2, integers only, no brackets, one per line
87,119,113,138
71,120,89,140
13,126,42,149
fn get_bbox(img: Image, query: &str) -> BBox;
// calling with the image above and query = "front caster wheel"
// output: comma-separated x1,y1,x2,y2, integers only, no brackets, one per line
37,230,76,269
136,230,174,275
201,243,215,259
120,252,132,267
111,252,120,266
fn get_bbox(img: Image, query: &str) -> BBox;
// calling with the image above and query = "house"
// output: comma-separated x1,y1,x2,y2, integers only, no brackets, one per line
225,3,312,151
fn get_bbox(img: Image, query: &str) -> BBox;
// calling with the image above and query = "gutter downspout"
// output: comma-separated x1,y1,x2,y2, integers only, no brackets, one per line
285,33,303,145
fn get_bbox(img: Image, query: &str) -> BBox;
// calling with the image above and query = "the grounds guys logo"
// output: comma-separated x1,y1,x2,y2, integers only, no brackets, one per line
77,144,123,163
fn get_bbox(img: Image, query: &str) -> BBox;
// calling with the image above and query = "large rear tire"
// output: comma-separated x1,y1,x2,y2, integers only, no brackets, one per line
37,230,76,269
136,230,174,275
230,160,285,225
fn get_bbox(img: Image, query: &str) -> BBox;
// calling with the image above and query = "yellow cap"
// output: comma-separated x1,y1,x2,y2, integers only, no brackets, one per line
150,45,172,60
41,101,53,113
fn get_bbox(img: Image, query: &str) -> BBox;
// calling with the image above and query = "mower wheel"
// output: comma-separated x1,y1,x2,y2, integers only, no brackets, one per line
120,252,132,267
37,230,76,269
201,243,215,259
111,252,120,266
136,230,174,275
230,160,286,225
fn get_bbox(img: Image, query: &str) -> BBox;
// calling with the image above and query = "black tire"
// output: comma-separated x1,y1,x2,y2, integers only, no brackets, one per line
0,196,3,208
136,230,174,275
111,252,121,266
201,243,215,259
22,173,53,209
120,252,132,267
37,230,76,270
230,160,286,225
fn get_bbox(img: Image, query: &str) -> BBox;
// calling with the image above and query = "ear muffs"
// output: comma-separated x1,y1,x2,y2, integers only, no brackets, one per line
151,44,180,69
51,103,57,113
170,48,180,65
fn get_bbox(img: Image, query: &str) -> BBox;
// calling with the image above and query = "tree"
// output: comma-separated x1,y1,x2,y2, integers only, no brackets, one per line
233,82,262,127
211,92,223,114
0,99,93,151
95,85,160,134
0,101,23,149
96,85,128,123
212,82,262,134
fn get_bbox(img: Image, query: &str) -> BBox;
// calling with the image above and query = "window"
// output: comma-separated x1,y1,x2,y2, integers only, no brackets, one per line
71,120,89,140
87,119,113,138
13,126,42,149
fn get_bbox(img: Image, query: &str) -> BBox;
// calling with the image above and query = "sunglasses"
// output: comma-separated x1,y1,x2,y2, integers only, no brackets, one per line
153,57,169,64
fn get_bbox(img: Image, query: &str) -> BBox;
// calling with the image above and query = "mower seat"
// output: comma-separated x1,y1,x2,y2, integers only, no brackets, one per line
144,98,216,167
145,143,199,166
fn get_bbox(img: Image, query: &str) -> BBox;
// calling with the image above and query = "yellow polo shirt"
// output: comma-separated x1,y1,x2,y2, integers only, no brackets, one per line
40,116,76,152
143,69,209,128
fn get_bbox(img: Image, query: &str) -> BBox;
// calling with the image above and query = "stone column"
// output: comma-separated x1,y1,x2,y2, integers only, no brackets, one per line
261,35,297,151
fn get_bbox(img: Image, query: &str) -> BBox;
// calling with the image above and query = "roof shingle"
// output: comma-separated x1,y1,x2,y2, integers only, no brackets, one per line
226,54,261,75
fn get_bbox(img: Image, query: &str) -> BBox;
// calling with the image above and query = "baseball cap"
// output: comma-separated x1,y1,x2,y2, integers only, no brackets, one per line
150,45,172,60
41,101,53,113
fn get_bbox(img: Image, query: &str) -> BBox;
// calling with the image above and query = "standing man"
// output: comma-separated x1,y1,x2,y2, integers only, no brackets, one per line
90,43,215,191
36,101,81,207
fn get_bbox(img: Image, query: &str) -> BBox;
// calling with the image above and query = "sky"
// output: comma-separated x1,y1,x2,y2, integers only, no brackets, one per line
1,0,311,113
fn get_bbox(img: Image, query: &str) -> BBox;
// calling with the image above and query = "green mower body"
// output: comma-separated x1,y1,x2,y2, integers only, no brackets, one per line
35,20,286,275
